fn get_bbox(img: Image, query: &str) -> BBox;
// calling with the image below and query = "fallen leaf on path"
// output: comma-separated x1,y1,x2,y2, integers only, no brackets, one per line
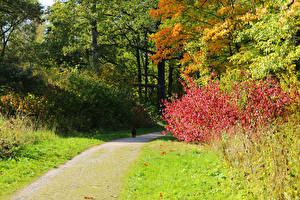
84,196,95,199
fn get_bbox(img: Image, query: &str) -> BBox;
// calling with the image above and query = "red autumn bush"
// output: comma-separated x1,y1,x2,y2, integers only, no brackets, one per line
163,78,296,143
235,79,296,129
163,79,240,143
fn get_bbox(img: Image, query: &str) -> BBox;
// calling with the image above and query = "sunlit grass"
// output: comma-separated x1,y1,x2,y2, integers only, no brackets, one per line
120,136,244,200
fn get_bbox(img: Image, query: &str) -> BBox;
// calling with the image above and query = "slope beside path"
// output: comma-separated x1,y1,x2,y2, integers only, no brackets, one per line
10,132,162,200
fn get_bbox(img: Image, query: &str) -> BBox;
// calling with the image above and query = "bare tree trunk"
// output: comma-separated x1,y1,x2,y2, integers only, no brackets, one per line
136,46,142,100
168,65,174,97
144,51,149,100
143,33,149,101
91,0,99,74
157,60,165,114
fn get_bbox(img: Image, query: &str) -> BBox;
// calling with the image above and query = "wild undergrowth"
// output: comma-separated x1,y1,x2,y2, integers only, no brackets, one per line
219,117,300,200
0,115,54,158
0,68,156,132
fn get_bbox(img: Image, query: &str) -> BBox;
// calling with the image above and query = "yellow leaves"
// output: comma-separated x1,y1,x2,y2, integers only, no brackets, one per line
282,0,299,18
256,7,268,16
277,17,286,26
172,23,183,37
202,18,234,43
238,13,258,22
285,9,296,17
217,6,233,15
292,0,300,10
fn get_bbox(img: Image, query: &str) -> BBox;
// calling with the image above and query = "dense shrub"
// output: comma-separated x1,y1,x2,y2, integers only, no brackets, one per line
0,63,44,95
163,80,240,142
163,78,296,142
234,79,296,129
0,70,139,132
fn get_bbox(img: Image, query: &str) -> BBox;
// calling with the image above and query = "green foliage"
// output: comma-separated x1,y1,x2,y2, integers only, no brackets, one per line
0,63,44,95
229,3,300,85
53,70,136,130
0,69,140,131
0,0,42,62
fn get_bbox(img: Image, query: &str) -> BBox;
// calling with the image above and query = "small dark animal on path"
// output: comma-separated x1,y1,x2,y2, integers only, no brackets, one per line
131,128,136,138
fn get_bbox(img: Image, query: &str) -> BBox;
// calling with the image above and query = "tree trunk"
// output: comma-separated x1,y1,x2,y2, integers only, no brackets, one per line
144,51,149,100
143,32,149,101
168,65,174,97
157,60,165,114
136,46,142,100
91,0,99,74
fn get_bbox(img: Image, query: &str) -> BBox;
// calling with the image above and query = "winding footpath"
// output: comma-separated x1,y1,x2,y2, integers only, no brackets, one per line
10,132,162,200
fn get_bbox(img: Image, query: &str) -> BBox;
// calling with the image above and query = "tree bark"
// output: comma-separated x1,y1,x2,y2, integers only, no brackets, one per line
143,32,149,101
157,60,165,114
168,65,174,97
136,46,142,100
91,0,99,74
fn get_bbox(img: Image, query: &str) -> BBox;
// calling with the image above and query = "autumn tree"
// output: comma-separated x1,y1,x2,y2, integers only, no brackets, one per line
150,0,299,87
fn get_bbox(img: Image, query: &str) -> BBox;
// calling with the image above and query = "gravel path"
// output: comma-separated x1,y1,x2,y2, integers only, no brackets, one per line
10,132,162,200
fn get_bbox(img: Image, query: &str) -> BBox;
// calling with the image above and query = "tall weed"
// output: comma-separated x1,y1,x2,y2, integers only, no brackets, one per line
221,117,299,199
0,115,53,158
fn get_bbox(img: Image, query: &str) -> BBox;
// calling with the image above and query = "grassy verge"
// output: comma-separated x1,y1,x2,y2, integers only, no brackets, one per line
0,127,162,199
120,136,244,200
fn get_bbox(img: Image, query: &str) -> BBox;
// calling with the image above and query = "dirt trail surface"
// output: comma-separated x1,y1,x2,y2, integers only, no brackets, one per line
10,132,162,200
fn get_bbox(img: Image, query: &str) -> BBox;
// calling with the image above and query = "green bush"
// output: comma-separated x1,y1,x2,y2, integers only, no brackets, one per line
0,63,44,95
0,69,141,132
51,71,136,130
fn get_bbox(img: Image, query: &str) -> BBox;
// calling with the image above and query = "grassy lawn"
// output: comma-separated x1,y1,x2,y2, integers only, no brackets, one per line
0,127,162,199
120,135,246,200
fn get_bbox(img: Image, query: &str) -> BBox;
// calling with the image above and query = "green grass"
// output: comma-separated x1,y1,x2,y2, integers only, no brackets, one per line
0,127,162,199
120,136,244,200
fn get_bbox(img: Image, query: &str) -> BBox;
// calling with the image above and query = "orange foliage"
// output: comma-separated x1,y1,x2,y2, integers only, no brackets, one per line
150,0,266,72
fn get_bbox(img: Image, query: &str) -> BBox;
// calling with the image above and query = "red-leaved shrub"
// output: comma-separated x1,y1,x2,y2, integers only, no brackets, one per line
163,79,240,143
235,79,295,129
163,78,296,143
